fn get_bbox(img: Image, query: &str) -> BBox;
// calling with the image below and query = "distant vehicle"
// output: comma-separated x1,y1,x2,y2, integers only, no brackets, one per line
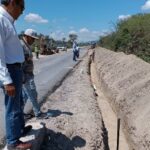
57,46,67,51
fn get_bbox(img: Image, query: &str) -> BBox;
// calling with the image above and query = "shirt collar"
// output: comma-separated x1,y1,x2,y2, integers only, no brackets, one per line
0,5,14,23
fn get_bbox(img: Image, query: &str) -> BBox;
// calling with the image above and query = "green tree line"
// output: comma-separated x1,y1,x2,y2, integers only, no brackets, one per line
99,13,150,62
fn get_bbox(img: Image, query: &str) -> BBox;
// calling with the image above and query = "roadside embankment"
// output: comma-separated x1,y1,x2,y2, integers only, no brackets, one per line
27,55,107,150
94,47,150,150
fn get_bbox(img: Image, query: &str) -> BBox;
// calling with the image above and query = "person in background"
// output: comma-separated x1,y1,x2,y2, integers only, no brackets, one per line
0,0,32,149
34,45,40,59
72,40,78,61
76,45,80,59
88,42,96,61
20,29,46,119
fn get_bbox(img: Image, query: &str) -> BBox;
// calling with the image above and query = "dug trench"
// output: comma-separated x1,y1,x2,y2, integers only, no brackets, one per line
26,48,130,150
89,49,129,150
31,52,110,150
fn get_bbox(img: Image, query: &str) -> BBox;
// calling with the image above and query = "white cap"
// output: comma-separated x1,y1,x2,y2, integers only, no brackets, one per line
24,29,38,39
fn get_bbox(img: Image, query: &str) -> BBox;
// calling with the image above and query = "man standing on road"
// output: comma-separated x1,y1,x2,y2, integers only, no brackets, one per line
20,29,46,119
34,45,40,59
0,0,32,149
72,40,78,61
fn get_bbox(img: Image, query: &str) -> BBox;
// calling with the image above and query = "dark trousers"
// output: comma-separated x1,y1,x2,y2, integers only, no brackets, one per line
73,51,77,61
5,65,25,145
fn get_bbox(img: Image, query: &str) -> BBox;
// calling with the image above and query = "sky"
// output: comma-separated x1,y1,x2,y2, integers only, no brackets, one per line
13,0,150,42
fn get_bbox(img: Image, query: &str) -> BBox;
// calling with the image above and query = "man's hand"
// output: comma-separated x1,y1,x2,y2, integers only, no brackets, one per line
4,83,16,97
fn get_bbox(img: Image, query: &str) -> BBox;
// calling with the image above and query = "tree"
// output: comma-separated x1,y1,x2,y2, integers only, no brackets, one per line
98,13,150,62
69,34,78,42
62,37,66,43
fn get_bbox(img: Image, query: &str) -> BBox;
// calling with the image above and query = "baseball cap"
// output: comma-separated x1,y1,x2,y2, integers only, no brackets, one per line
24,29,38,39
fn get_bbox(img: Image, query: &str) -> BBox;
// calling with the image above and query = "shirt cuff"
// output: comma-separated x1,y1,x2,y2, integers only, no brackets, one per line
3,78,12,85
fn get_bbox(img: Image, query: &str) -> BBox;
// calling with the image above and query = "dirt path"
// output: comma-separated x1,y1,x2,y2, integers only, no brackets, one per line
27,52,129,150
29,57,107,150
90,61,129,150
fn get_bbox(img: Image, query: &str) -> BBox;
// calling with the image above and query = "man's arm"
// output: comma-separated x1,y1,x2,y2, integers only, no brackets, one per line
0,23,15,96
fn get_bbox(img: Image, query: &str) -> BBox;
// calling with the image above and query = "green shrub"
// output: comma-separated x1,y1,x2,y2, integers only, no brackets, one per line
99,13,150,62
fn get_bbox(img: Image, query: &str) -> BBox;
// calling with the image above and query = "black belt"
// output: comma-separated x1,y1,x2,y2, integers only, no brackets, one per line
7,63,22,67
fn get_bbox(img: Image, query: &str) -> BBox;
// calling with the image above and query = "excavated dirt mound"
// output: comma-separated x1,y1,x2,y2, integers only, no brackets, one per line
29,56,108,150
95,47,150,150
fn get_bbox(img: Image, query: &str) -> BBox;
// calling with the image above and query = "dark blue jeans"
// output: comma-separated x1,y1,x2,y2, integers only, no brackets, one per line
22,74,40,116
4,65,25,145
73,51,77,61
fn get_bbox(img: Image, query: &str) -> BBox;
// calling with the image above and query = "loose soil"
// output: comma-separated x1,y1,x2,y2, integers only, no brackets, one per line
90,61,129,150
28,51,130,150
29,56,106,150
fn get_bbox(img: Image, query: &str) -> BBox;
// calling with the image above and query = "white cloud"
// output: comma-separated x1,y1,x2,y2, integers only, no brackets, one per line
68,28,103,42
49,27,107,42
79,28,89,33
50,30,66,40
141,0,150,10
78,31,102,42
25,13,48,24
68,30,77,34
118,15,131,21
77,28,104,42
100,30,113,37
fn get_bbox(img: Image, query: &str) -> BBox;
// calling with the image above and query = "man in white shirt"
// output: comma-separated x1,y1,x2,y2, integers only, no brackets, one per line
72,41,78,61
0,0,32,149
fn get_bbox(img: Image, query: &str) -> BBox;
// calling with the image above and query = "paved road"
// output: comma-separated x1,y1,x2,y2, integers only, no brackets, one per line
0,48,87,142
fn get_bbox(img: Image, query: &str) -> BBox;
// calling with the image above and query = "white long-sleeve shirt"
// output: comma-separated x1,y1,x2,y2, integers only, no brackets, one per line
0,6,24,85
72,42,77,52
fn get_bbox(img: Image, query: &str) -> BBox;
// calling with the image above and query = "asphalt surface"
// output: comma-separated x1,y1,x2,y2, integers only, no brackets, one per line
0,48,87,142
